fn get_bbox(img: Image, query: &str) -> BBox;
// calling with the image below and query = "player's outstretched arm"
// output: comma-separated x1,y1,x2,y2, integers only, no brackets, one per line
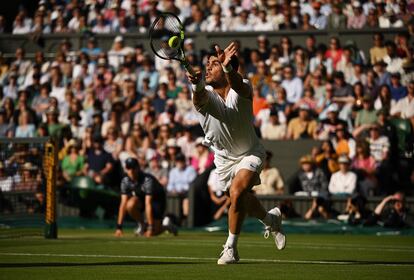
186,67,208,109
216,43,252,99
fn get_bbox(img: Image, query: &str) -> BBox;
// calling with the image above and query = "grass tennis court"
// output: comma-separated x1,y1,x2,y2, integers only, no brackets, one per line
1,230,414,280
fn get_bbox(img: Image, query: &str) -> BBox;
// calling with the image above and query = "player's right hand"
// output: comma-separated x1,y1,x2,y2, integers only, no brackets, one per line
114,229,123,237
186,67,202,85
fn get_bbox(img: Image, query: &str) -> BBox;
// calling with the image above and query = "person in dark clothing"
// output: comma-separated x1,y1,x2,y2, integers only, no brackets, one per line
365,192,409,228
114,158,177,237
340,194,372,225
84,135,114,186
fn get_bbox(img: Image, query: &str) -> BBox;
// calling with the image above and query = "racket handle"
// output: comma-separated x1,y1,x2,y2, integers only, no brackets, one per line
182,59,196,76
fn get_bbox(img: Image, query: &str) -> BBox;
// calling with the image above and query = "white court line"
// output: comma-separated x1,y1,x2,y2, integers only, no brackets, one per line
0,252,413,267
106,240,414,253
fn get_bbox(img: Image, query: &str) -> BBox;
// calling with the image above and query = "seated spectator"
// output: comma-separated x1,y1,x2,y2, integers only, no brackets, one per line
370,33,387,65
146,154,168,187
327,4,346,29
365,192,408,228
331,123,356,158
315,103,347,140
84,135,114,186
354,95,377,130
103,127,123,161
207,168,230,220
310,1,327,30
15,111,35,138
281,65,303,104
373,84,398,116
0,162,13,192
61,141,84,183
339,194,372,225
260,109,286,140
287,105,317,140
291,155,328,196
328,155,357,196
313,140,339,180
347,2,366,29
351,141,378,196
68,112,84,140
304,196,337,220
394,80,414,126
190,138,214,175
45,107,66,140
253,151,284,195
294,87,317,112
325,37,343,70
13,162,44,213
167,153,197,221
389,73,407,102
367,123,390,163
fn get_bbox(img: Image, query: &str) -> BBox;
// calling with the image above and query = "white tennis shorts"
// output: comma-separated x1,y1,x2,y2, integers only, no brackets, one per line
214,151,265,192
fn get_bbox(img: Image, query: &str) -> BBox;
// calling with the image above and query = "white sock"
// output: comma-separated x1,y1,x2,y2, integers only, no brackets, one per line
225,231,239,248
260,213,272,227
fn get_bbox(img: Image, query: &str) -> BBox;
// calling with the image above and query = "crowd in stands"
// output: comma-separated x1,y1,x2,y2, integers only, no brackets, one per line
0,1,413,226
1,0,414,34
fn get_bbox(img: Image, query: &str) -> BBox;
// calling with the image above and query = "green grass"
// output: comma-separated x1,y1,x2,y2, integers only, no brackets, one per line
1,229,414,280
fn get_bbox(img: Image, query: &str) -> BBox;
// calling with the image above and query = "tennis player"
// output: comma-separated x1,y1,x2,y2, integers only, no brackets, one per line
187,42,286,264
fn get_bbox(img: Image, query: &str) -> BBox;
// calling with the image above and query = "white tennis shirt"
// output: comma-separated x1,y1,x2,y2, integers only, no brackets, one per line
194,80,265,161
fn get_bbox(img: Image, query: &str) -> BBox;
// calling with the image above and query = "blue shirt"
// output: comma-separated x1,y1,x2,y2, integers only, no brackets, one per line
167,166,197,194
390,85,407,101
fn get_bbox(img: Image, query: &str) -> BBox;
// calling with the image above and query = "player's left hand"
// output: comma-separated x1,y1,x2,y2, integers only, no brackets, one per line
215,42,237,67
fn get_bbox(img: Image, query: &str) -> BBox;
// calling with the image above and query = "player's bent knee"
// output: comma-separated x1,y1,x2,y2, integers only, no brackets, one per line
126,198,138,212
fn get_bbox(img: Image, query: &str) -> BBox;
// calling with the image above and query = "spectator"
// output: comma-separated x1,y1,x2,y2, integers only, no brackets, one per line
167,153,197,220
383,41,405,75
313,140,339,179
146,154,169,187
281,65,303,103
315,103,347,140
328,155,357,196
354,95,378,129
190,138,214,174
61,140,84,183
0,108,13,138
0,162,13,192
332,123,357,159
370,33,387,65
326,37,343,70
394,80,414,122
260,109,286,140
352,140,378,196
207,168,230,220
233,10,253,31
84,135,114,186
291,155,328,196
287,105,317,140
15,111,35,138
68,112,83,141
327,4,346,29
253,151,284,195
310,1,327,29
304,196,336,220
367,123,390,163
347,1,366,29
389,73,407,102
339,194,372,225
365,192,408,228
103,127,123,161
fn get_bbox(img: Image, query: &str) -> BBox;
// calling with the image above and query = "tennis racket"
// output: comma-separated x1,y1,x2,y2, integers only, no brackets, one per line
149,12,196,76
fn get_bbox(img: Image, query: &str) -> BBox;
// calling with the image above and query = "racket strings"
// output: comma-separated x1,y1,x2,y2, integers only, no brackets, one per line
150,14,183,60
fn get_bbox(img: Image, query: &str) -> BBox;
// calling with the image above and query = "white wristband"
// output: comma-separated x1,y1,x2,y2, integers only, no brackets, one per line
222,64,233,73
191,80,205,93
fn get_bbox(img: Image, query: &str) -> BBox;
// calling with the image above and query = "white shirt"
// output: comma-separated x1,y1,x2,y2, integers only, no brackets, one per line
281,77,303,103
395,96,414,119
328,170,357,195
195,79,264,159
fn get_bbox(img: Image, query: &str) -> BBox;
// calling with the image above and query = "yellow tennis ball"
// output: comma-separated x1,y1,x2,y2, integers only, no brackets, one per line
168,36,180,49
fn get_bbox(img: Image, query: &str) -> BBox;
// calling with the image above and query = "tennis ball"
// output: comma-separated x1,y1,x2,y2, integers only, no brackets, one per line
168,36,180,49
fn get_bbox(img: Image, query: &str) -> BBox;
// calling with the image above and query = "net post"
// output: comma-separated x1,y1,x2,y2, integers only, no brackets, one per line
44,138,58,239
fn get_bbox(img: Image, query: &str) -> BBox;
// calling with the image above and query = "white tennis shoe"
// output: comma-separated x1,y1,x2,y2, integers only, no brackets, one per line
263,207,286,250
217,245,240,265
